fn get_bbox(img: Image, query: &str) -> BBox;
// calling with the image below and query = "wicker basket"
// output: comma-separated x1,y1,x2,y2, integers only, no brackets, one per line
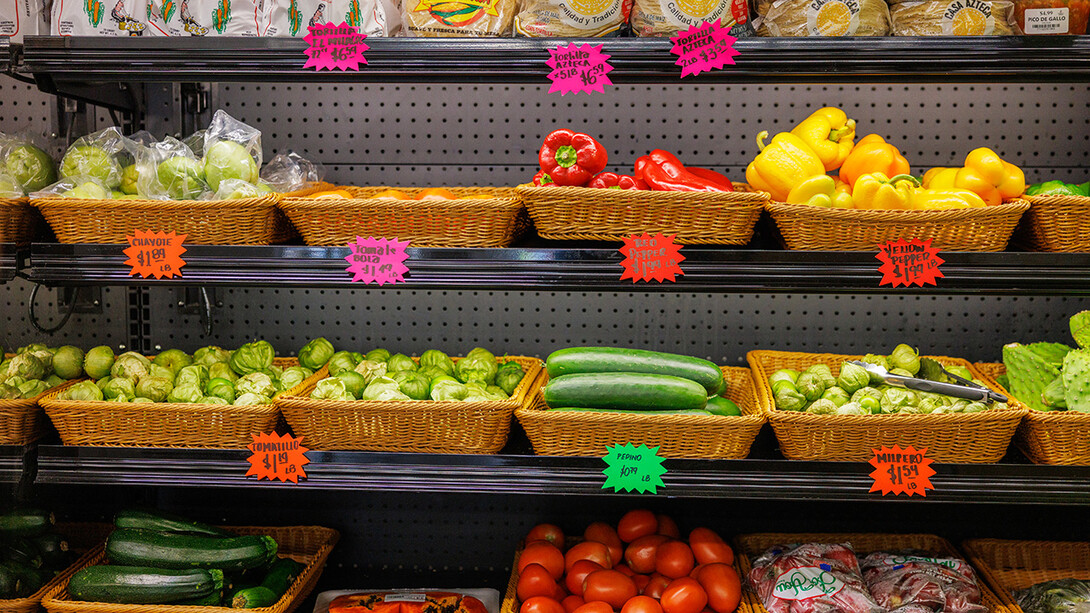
517,185,769,244
736,532,1012,613
747,350,1027,462
765,200,1031,251
0,376,82,445
962,538,1090,612
974,362,1090,465
276,356,544,453
0,522,114,613
516,366,766,459
41,524,339,613
0,197,38,246
1015,193,1090,252
39,358,321,449
278,186,526,248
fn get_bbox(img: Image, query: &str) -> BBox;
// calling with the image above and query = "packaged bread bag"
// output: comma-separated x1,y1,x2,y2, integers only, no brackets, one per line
890,0,1020,34
52,0,149,34
1,0,49,41
145,0,263,34
632,0,752,36
262,0,400,36
514,0,631,37
756,0,890,35
402,0,517,35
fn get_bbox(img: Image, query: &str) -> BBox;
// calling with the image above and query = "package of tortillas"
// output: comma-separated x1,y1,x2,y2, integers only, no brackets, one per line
52,0,150,34
262,0,400,36
1,0,50,41
144,0,263,35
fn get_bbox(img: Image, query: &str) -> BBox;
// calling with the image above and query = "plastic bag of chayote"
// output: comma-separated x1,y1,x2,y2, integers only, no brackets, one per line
31,175,113,200
260,151,325,193
136,137,210,201
59,127,132,191
202,111,262,193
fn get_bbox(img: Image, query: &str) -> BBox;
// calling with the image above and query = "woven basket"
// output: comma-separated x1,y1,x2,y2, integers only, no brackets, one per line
766,200,1031,251
39,358,321,449
735,532,1011,613
32,194,285,245
41,524,339,613
747,350,1027,462
0,522,114,613
962,538,1090,612
516,366,766,459
0,376,82,445
517,185,768,244
974,362,1090,465
276,356,544,453
278,186,526,248
1015,193,1090,252
0,197,38,246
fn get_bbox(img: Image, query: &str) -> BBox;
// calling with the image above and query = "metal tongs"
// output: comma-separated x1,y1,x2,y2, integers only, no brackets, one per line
847,360,1008,404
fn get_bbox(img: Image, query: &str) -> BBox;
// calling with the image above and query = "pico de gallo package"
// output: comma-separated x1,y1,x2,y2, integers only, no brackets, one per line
313,590,501,613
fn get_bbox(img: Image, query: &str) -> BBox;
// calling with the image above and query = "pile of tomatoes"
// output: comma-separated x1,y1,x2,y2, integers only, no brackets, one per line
515,510,742,613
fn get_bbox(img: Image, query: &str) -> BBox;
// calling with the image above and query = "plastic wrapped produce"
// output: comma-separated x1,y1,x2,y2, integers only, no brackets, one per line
860,552,987,613
748,543,884,613
1016,579,1090,613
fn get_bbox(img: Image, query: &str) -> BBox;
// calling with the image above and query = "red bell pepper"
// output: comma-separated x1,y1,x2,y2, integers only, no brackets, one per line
531,170,554,187
686,167,734,191
642,150,732,192
587,172,647,190
538,129,608,187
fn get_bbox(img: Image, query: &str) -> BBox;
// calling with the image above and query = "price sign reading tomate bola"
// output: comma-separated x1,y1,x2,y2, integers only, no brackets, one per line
670,19,739,78
547,43,614,96
246,432,310,483
876,238,945,287
304,22,369,71
123,230,187,279
868,445,936,497
620,233,685,283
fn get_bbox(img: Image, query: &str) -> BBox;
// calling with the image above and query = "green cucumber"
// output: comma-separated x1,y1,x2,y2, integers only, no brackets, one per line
114,509,235,537
714,379,728,397
1,538,43,569
106,529,277,571
546,347,724,394
231,586,279,609
545,407,714,415
68,565,223,604
543,372,708,411
0,509,54,538
705,396,742,416
30,533,71,569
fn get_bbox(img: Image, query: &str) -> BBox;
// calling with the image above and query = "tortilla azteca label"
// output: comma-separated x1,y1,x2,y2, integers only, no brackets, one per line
805,0,859,35
941,0,994,34
773,566,847,601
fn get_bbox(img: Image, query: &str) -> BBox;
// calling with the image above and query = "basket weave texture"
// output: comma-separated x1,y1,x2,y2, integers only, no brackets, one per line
736,532,1012,613
766,200,1030,251
0,373,82,445
747,350,1027,462
517,184,769,244
39,358,320,448
962,538,1090,613
974,362,1090,465
41,524,339,613
1015,193,1090,252
278,186,525,247
0,522,114,613
516,366,766,459
0,197,38,246
276,356,543,453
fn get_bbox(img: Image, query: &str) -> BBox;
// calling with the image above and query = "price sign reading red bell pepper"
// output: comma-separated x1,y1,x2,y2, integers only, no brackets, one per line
670,19,739,78
124,230,187,279
869,445,935,497
304,22,369,71
546,43,614,96
345,236,410,285
620,233,685,283
876,238,944,287
246,432,310,484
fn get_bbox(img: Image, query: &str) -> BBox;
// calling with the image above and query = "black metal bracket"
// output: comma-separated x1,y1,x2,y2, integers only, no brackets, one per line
55,286,103,314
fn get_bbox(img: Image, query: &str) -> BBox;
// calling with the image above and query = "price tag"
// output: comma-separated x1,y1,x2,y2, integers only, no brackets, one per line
620,233,685,283
123,230,187,279
602,443,667,494
345,236,410,285
246,432,310,483
670,19,739,78
546,43,614,96
868,445,935,497
304,22,369,71
876,238,944,287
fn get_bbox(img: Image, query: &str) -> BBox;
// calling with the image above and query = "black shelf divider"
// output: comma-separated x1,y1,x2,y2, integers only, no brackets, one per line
0,243,19,282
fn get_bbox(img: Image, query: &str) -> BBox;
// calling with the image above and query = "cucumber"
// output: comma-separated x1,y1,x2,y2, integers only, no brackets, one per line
0,510,54,538
1,538,43,568
114,509,235,537
705,396,742,416
543,373,708,411
545,407,714,415
107,529,277,572
68,565,223,604
231,586,279,609
546,347,724,394
30,533,71,569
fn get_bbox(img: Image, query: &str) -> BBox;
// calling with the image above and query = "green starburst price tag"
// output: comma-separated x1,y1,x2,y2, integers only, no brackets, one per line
602,443,667,494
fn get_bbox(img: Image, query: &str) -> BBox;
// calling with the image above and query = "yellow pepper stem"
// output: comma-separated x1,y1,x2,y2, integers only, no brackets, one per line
756,131,770,152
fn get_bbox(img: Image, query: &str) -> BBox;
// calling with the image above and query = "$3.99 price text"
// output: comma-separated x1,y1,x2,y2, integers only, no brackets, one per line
678,37,734,69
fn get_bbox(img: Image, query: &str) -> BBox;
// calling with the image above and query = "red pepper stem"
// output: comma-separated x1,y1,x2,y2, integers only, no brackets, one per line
554,145,578,169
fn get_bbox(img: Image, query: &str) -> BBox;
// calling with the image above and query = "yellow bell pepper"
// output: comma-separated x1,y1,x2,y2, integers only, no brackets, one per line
790,107,856,173
839,134,911,189
913,188,988,210
852,172,920,210
833,179,853,208
923,148,1025,206
786,174,854,208
745,131,825,202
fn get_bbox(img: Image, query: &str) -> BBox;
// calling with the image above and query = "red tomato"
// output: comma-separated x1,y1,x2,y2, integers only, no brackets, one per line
689,564,706,579
621,596,664,613
660,578,708,613
566,560,605,596
688,529,734,566
555,585,570,601
655,541,696,579
566,541,613,572
562,596,585,613
613,564,636,577
625,535,670,574
643,574,671,599
585,522,624,566
527,524,566,547
693,564,742,613
631,574,651,594
518,563,560,601
573,603,614,613
618,510,658,543
583,570,638,610
522,597,566,613
521,541,566,580
656,515,680,539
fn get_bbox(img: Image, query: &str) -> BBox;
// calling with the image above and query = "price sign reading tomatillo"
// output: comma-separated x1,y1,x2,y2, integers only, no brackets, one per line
670,19,739,78
345,236,410,285
124,230,187,279
620,233,685,283
246,432,310,483
876,238,945,287
602,443,667,494
868,445,936,497
304,22,369,71
547,43,614,96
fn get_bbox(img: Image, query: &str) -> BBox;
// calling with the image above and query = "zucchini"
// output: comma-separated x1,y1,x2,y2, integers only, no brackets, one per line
0,563,21,598
176,591,225,605
258,558,304,598
0,561,41,597
546,347,724,394
543,373,708,411
1,538,43,568
68,565,223,604
705,396,742,416
106,528,277,571
0,509,54,538
114,509,235,537
545,407,714,415
231,586,278,609
30,533,71,569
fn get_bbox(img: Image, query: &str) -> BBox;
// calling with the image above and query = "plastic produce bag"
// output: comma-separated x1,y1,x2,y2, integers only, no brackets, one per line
859,552,988,613
632,0,752,37
756,0,890,35
402,0,517,36
260,151,325,193
748,543,885,613
213,178,266,200
136,137,210,201
0,132,57,192
890,0,1020,34
1,0,48,42
31,176,113,199
1016,579,1090,613
59,127,131,190
513,0,631,37
0,170,24,198
52,0,149,34
144,0,263,35
203,110,262,193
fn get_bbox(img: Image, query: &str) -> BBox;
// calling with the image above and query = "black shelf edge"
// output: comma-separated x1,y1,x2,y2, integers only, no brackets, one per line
24,243,1090,294
31,445,1090,504
20,36,1090,86
0,445,28,484
0,243,19,282
0,39,9,74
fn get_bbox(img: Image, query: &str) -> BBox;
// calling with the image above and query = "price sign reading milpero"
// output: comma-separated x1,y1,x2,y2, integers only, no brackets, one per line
868,445,936,497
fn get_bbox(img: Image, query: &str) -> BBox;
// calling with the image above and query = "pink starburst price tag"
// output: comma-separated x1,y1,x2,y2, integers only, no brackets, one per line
547,43,614,95
345,236,410,285
304,22,369,71
670,19,739,78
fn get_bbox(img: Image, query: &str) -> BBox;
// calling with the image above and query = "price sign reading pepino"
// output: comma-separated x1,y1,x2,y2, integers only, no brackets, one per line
345,236,410,285
602,443,667,494
868,445,936,497
670,19,739,78
547,43,614,96
304,22,369,71
620,233,685,283
246,432,310,484
124,230,187,279
876,238,945,287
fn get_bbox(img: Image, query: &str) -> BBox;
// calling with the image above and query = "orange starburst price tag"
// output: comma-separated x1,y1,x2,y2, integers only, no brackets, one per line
619,233,685,283
876,238,944,287
246,432,310,484
869,445,936,497
123,230,187,279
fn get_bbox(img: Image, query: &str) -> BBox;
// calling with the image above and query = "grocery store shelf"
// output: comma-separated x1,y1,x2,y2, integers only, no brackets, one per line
23,243,1090,294
0,243,19,282
0,39,10,74
0,446,27,483
32,445,1090,504
19,36,1090,90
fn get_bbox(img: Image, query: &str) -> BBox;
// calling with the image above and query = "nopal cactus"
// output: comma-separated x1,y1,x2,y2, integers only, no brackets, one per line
1071,311,1090,350
1027,342,1075,368
1041,375,1068,409
1062,349,1090,413
1003,343,1061,411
